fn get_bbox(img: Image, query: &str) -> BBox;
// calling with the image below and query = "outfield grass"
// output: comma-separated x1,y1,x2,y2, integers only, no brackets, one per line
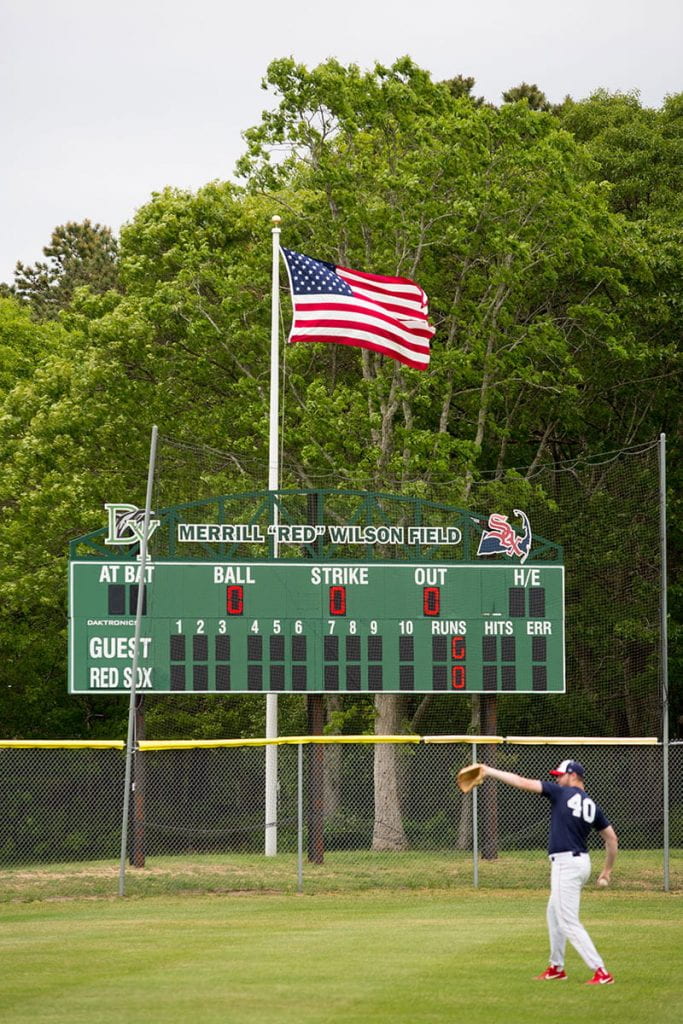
1,847,679,902
0,888,680,1023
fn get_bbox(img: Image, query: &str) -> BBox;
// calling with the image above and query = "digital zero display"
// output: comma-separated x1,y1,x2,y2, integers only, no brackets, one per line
68,560,565,694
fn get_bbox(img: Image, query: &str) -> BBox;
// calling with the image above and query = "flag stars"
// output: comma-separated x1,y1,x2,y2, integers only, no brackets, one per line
283,248,352,296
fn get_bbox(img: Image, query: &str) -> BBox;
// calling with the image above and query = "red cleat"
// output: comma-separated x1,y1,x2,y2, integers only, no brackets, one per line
534,965,567,980
585,967,614,985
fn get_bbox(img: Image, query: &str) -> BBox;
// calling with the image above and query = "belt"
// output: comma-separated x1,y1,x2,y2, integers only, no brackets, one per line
549,851,587,861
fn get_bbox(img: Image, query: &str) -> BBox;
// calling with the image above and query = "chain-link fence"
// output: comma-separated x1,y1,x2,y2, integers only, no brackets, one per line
1,737,680,901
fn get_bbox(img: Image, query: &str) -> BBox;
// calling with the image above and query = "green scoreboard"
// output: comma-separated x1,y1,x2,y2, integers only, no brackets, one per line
68,559,565,694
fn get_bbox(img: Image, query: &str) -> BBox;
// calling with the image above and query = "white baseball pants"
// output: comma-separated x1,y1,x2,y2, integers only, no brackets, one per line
547,851,604,970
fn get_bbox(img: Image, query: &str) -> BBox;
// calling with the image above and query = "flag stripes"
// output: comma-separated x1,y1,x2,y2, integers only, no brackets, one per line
281,248,434,369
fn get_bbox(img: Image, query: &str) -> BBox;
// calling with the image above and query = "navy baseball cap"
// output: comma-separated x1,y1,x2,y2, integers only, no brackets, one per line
550,758,585,778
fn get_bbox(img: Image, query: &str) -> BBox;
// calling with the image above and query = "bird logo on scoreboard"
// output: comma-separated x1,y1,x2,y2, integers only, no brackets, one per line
104,503,161,546
476,509,532,564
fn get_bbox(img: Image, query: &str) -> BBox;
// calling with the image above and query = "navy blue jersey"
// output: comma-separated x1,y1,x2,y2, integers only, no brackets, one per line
540,782,610,854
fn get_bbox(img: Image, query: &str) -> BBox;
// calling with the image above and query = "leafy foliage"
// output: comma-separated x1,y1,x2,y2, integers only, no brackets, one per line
0,60,680,741
502,82,552,111
11,220,119,320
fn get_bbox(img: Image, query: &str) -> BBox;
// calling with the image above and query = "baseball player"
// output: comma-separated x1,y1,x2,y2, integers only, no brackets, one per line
481,758,618,985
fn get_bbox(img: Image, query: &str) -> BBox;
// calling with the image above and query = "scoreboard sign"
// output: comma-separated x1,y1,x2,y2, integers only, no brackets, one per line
68,559,565,694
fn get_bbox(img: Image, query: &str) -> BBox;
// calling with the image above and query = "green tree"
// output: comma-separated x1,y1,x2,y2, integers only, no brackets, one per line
12,220,119,320
242,57,653,486
502,82,552,111
0,297,63,397
239,56,668,844
441,74,486,106
0,185,277,739
0,57,678,768
555,90,682,450
556,90,683,220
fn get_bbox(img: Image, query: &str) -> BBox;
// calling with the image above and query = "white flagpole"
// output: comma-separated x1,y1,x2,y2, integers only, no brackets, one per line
265,215,281,856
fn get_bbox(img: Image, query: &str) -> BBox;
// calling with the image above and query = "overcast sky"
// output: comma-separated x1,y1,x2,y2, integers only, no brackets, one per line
2,0,681,284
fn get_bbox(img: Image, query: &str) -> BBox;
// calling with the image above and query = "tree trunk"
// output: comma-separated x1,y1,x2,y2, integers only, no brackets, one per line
456,696,481,850
323,695,343,820
372,694,408,851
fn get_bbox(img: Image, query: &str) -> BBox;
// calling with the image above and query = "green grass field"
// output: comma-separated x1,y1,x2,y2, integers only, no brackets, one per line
1,888,680,1024
1,848,680,902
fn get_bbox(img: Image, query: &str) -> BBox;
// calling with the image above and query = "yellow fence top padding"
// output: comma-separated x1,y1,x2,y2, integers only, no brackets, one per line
423,735,504,745
0,739,125,750
138,734,421,751
138,738,266,750
276,734,420,746
505,736,659,746
0,736,662,751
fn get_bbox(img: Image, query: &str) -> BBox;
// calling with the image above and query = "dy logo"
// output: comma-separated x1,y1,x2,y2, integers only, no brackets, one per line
104,504,160,546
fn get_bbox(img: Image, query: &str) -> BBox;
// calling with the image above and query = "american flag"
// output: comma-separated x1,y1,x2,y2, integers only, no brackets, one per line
281,248,435,370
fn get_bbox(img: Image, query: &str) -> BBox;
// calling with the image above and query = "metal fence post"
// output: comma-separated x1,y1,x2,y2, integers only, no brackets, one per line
472,741,479,888
119,424,158,898
659,433,670,892
297,742,304,893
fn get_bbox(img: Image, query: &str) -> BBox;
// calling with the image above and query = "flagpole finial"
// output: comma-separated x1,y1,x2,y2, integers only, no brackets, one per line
272,215,281,227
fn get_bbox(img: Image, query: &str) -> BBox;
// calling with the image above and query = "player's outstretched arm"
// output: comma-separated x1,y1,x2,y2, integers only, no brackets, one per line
483,765,542,793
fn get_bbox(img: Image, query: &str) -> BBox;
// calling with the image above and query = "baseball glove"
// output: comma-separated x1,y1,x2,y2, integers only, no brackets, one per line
456,763,485,794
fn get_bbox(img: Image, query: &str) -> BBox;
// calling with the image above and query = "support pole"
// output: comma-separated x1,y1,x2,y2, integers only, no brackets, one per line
119,424,158,897
659,433,670,892
304,490,325,864
480,695,498,860
265,215,281,856
132,694,146,868
307,696,325,864
297,742,304,893
472,741,479,888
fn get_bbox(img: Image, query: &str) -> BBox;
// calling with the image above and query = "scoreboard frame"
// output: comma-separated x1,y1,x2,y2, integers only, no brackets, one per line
68,557,565,695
